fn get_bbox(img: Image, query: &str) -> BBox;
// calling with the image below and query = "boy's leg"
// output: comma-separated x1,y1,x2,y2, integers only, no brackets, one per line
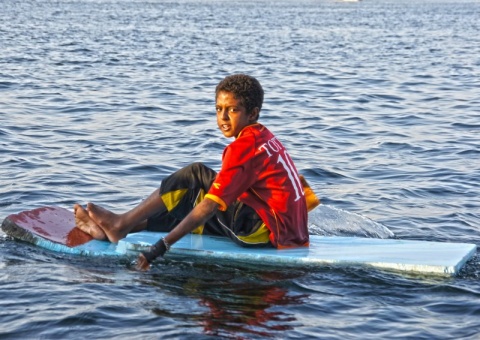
75,187,167,243
75,162,271,246
145,162,218,232
76,162,217,242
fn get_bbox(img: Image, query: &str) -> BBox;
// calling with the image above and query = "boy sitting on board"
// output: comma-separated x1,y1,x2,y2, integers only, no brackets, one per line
74,74,319,270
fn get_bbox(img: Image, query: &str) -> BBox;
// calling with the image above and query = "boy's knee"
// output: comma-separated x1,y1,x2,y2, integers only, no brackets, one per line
184,162,216,177
184,162,208,173
168,162,217,189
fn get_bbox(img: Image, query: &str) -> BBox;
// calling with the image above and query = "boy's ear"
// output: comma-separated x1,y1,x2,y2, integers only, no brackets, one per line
249,107,260,122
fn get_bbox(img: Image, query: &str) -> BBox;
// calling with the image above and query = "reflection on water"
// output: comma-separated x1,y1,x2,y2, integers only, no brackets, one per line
143,264,308,338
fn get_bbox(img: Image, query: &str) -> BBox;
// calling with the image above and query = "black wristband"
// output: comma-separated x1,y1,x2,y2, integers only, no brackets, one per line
141,238,168,264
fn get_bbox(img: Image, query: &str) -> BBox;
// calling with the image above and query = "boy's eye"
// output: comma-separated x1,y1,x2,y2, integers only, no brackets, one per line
216,107,238,114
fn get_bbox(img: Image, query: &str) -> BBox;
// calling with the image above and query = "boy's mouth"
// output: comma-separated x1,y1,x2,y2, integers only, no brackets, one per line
221,124,231,131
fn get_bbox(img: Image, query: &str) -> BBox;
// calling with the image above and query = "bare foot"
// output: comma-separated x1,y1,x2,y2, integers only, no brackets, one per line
86,203,128,243
74,204,107,240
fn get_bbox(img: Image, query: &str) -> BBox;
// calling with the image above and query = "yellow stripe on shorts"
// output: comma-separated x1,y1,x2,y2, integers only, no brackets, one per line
236,223,270,244
161,188,188,212
192,189,206,234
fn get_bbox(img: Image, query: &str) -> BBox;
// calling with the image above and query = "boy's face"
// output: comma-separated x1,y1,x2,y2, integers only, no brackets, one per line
215,90,258,139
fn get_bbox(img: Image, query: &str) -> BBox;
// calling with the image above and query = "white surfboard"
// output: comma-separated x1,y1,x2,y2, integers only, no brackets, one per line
1,206,476,276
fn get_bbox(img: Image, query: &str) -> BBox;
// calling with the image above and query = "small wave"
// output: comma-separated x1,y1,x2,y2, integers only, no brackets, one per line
451,122,480,129
0,81,19,89
308,205,394,239
302,168,349,180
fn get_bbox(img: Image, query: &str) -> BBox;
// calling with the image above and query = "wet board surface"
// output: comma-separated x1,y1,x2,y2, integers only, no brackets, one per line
1,206,477,276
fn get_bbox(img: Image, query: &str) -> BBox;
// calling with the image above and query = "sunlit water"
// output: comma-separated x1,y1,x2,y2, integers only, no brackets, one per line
1,0,479,338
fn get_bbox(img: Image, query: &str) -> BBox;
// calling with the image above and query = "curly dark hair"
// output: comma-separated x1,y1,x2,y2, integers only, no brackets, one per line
215,74,264,113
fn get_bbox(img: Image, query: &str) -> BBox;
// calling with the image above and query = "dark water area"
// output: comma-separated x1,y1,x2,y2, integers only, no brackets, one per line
1,0,480,338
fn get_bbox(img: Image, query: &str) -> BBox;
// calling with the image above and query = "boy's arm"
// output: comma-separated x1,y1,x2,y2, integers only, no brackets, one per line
135,198,219,270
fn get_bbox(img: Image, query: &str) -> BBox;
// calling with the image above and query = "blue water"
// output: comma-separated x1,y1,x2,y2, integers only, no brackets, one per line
1,0,480,338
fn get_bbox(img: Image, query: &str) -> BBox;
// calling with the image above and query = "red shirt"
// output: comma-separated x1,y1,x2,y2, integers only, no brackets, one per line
206,124,309,248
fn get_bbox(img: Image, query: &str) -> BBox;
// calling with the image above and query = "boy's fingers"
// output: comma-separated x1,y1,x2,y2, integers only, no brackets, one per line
135,253,151,271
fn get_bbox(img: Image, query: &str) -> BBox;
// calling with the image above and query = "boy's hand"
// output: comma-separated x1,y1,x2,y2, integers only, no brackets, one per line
135,253,151,271
134,238,169,271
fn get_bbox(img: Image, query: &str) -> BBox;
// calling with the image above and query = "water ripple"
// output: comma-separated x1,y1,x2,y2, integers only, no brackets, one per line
1,0,480,338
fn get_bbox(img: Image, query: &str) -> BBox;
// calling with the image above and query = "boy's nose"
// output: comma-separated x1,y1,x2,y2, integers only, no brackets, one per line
220,109,229,120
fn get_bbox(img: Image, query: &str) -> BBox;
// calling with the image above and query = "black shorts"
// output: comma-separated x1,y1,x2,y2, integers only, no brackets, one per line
146,162,272,248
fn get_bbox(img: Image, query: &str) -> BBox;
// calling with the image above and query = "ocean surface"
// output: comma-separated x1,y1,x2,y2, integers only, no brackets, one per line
1,0,479,338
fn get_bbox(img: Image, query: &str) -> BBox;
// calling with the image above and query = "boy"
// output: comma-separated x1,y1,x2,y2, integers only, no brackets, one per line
74,74,318,270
